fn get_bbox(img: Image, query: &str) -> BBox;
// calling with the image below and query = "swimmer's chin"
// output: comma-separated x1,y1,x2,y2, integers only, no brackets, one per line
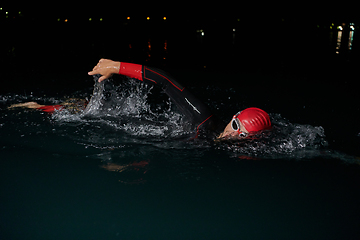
216,132,242,141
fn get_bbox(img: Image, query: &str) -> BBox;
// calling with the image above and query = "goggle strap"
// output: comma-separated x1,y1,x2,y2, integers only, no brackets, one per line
234,111,241,117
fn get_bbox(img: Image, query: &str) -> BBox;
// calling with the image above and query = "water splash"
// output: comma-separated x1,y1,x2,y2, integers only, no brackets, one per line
2,75,357,162
81,75,105,116
51,75,190,149
217,114,329,159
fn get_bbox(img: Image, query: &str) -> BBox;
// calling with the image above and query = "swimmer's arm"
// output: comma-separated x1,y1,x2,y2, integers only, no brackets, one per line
88,59,181,87
8,102,45,109
8,102,63,113
89,59,216,130
88,59,164,84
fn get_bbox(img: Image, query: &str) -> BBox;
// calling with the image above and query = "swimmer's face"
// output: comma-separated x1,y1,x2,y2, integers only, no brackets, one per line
218,118,249,140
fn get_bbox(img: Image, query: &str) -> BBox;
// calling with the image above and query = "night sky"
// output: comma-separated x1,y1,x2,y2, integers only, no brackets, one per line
2,5,360,94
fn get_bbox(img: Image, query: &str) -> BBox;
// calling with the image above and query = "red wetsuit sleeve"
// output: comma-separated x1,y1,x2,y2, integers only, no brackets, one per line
118,62,143,81
37,105,63,113
118,62,184,90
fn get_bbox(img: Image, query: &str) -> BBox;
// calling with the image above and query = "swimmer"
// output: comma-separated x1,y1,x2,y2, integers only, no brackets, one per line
88,59,271,140
9,59,271,140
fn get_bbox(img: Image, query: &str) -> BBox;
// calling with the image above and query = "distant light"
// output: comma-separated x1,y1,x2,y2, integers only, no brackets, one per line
64,19,68,23
18,11,21,14
163,17,166,20
337,26,343,30
89,18,92,21
127,17,130,20
196,29,205,36
0,8,2,10
233,28,236,32
5,11,8,14
147,17,150,20
350,23,355,31
57,18,60,21
100,18,103,21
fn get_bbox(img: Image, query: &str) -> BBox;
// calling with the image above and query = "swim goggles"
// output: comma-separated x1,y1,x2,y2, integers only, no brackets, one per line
231,112,248,138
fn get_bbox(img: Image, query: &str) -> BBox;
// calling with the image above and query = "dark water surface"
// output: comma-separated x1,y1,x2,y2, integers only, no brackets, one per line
1,17,360,239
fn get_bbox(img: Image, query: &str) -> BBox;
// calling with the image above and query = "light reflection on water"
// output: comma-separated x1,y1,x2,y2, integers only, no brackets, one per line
331,22,356,54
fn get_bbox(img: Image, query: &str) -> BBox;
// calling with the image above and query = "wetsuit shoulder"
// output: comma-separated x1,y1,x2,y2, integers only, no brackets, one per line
118,62,223,137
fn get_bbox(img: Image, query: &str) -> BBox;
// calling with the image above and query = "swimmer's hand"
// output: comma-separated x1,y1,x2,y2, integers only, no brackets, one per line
88,59,120,82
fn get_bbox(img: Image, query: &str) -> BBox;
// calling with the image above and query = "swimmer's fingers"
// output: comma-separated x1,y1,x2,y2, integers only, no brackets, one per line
88,59,120,82
87,68,103,78
98,74,113,82
88,70,112,82
88,59,104,75
88,65,101,75
88,69,98,76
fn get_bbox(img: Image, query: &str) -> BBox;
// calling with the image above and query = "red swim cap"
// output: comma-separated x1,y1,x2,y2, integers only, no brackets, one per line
236,107,271,133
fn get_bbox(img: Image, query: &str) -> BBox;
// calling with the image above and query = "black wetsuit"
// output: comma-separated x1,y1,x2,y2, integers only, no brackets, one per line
118,62,224,138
